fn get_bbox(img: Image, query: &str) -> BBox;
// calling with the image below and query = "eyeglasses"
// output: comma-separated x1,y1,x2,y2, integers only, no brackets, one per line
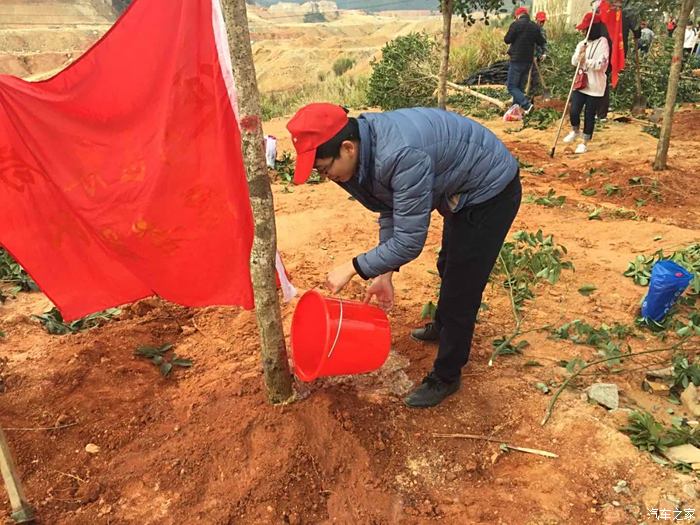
315,157,336,176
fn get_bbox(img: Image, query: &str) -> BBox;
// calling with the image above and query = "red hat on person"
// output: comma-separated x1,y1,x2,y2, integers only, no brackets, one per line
535,11,547,22
514,6,528,17
286,103,349,184
576,12,602,31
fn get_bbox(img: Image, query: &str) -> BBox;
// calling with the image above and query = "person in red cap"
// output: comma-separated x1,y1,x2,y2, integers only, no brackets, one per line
287,104,521,408
504,6,546,113
563,12,610,154
531,11,548,95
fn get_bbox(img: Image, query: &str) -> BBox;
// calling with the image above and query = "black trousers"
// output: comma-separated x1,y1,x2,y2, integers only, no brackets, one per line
570,90,600,138
432,173,522,382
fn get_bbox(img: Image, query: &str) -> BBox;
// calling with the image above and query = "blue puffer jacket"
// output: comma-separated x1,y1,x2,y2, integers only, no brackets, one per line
338,108,519,279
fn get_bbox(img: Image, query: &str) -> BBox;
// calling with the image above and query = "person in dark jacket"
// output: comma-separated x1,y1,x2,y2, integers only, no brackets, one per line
287,103,521,408
504,6,546,113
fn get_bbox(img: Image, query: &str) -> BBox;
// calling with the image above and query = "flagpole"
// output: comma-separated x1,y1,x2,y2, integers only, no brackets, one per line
549,1,601,158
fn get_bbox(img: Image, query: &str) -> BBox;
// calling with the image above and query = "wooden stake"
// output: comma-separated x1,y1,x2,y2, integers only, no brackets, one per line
0,427,34,523
433,433,558,458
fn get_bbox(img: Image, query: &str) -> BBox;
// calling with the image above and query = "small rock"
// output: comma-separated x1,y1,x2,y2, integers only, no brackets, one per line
287,512,300,525
446,471,457,482
646,366,674,380
463,461,478,472
664,444,700,466
587,383,619,410
613,480,631,496
680,384,700,417
642,379,671,395
682,483,698,500
611,500,620,507
181,326,195,336
85,443,100,454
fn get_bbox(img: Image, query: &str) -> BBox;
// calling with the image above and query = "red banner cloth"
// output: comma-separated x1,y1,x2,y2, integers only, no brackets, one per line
0,0,254,320
599,0,625,88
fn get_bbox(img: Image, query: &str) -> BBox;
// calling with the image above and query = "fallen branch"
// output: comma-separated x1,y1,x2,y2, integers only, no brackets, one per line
4,422,78,432
52,470,87,484
443,79,507,110
433,433,558,458
541,342,685,426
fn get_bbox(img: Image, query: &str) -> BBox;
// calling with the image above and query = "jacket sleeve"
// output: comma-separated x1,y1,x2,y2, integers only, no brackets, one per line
354,148,433,279
585,39,609,71
535,26,546,46
504,23,515,44
378,210,393,243
571,41,584,66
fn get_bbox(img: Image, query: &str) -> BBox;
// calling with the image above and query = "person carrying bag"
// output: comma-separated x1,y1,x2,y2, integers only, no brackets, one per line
563,12,610,154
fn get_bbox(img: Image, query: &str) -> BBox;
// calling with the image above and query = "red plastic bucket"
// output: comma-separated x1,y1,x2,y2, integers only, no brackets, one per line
290,290,391,381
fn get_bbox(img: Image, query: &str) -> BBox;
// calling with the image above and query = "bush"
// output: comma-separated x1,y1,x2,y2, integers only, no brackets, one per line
332,57,355,77
610,38,700,110
367,32,439,110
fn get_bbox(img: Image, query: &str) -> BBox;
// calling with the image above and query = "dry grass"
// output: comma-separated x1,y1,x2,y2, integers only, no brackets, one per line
260,75,369,120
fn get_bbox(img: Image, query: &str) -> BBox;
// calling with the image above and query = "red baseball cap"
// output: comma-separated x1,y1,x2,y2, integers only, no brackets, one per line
514,6,528,17
286,103,349,184
535,11,547,22
576,12,602,31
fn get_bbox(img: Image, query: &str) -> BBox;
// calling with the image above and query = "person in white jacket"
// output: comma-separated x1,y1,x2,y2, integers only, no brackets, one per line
563,12,610,154
684,21,697,57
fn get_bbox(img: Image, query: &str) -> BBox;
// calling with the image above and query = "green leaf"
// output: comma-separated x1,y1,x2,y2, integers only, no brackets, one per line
420,301,437,320
160,362,173,377
588,209,602,220
535,382,550,394
581,188,597,196
172,357,193,368
577,284,597,296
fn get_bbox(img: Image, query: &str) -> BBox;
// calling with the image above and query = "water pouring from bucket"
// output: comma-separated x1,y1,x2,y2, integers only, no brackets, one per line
290,290,391,381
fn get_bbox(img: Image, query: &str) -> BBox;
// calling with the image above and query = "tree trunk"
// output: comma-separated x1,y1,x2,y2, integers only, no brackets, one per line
652,0,694,171
437,0,454,110
221,0,294,403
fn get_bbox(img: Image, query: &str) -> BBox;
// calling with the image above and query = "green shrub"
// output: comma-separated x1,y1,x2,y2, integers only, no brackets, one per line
303,12,326,23
367,32,439,110
332,57,355,77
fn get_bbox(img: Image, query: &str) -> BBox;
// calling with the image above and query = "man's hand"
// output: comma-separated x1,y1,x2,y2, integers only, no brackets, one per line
364,272,394,312
326,260,357,294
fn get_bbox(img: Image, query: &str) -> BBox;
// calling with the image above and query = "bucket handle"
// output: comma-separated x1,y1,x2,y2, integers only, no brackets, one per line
327,298,343,359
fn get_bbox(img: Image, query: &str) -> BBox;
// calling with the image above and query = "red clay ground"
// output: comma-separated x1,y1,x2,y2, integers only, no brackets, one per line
1,107,699,524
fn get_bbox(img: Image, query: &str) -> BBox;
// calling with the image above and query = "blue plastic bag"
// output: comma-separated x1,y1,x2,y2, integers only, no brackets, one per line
641,260,693,321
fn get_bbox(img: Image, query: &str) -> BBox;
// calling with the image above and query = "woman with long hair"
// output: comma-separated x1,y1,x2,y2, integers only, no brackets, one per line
563,13,611,154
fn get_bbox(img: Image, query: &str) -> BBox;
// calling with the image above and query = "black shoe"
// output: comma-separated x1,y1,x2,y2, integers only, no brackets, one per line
404,372,461,408
410,322,440,343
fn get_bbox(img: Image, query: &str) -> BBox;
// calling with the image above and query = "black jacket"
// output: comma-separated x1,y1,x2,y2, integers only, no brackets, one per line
504,15,546,63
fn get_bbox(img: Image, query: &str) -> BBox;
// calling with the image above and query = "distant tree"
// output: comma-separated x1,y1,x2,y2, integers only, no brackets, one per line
303,12,327,23
332,57,355,76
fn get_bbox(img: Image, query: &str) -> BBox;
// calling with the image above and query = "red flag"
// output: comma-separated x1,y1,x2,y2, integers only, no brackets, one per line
598,0,625,87
0,0,255,320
